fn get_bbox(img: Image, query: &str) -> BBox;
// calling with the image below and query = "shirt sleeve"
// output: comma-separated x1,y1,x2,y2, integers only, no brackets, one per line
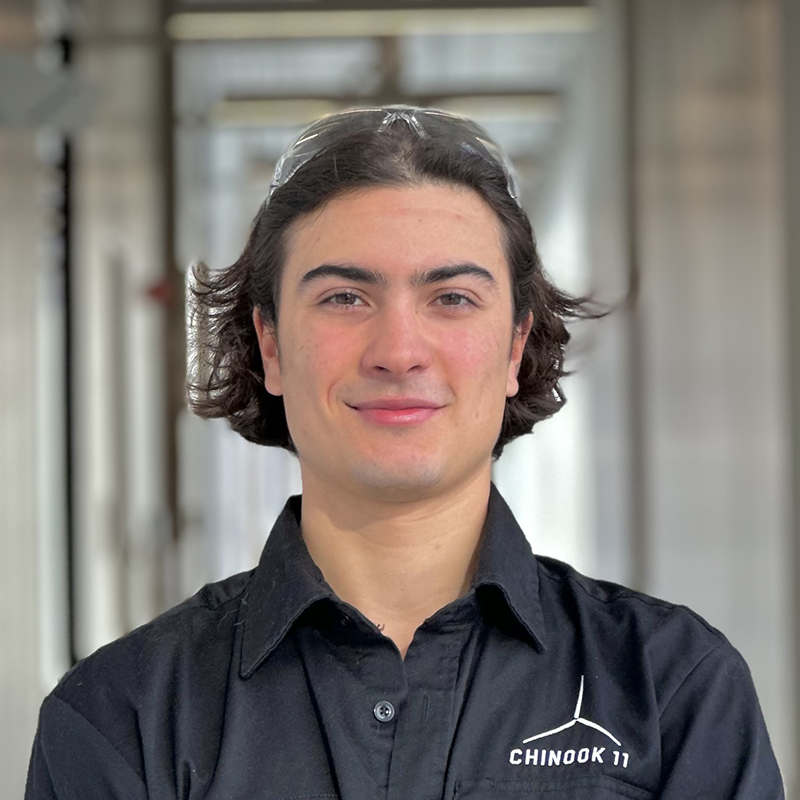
658,642,785,799
25,694,148,800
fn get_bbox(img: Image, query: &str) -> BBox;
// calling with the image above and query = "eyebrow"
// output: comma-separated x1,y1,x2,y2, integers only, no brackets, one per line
298,262,497,290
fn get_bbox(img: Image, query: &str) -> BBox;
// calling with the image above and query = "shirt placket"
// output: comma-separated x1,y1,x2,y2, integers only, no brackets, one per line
382,617,480,800
298,597,482,800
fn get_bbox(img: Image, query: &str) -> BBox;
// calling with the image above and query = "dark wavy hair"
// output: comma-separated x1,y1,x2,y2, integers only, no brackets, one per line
187,121,606,459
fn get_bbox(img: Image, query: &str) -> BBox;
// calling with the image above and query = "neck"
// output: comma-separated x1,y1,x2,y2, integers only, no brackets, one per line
297,467,492,654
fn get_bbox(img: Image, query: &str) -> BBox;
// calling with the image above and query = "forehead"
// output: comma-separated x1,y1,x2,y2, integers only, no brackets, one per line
283,184,508,280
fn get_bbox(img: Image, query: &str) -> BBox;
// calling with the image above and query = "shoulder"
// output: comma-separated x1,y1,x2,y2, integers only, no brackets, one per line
42,569,254,778
526,563,782,795
56,568,253,699
534,555,738,705
536,554,726,642
30,570,253,790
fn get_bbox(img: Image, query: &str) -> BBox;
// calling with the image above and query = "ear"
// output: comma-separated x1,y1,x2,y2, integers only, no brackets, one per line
507,311,533,398
252,306,283,396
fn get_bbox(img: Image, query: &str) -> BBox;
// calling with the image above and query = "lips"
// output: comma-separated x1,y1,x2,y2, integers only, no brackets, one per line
350,398,442,410
346,397,444,426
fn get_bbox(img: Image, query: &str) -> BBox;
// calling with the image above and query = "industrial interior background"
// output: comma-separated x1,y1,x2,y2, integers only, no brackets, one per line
1,0,799,797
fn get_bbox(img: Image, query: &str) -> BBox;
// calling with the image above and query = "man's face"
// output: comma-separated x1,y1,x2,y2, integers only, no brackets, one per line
253,183,531,502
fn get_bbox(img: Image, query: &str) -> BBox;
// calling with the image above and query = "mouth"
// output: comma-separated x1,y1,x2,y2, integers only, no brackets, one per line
346,398,444,427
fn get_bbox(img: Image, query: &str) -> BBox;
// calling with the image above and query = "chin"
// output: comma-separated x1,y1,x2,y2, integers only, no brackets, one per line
346,459,446,500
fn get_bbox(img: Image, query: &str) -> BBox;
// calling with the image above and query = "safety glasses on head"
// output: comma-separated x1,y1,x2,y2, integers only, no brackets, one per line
268,104,522,208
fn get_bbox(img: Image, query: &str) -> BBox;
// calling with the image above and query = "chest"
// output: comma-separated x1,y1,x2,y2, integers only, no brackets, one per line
161,622,657,800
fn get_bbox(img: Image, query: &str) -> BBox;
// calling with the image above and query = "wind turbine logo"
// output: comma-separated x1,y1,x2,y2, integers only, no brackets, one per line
522,675,622,747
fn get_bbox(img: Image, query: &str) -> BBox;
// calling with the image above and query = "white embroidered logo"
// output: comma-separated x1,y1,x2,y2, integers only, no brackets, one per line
523,675,621,747
508,676,631,770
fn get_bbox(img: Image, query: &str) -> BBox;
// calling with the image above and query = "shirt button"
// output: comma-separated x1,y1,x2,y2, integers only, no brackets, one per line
373,700,395,722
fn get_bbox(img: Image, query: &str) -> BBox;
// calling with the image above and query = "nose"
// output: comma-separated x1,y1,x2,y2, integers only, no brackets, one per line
360,301,434,376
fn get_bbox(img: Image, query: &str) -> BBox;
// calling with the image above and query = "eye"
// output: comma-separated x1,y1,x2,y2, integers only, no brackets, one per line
436,292,476,309
321,291,366,308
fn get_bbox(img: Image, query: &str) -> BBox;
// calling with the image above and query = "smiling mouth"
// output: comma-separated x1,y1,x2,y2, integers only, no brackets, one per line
346,402,443,427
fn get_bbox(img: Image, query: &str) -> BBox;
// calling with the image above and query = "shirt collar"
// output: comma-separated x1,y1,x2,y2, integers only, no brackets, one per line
240,481,547,678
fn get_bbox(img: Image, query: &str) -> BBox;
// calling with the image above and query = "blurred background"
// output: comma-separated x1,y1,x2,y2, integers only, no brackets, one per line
1,0,798,796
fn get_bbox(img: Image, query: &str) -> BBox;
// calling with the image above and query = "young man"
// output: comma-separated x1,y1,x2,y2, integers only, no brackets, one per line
27,107,784,798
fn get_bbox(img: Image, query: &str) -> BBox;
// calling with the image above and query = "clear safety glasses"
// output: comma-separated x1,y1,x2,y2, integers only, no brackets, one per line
268,104,522,208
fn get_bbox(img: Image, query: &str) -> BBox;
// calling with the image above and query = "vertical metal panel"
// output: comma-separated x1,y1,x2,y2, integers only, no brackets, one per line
781,0,800,788
621,0,648,593
35,134,73,690
72,0,172,652
634,0,793,787
582,0,635,587
0,130,47,800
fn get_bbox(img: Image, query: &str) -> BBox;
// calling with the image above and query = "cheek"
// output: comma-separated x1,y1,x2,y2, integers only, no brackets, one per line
280,332,338,447
282,322,354,404
440,325,511,401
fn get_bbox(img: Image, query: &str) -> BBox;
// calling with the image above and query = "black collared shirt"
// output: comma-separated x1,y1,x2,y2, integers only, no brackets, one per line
27,484,783,799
